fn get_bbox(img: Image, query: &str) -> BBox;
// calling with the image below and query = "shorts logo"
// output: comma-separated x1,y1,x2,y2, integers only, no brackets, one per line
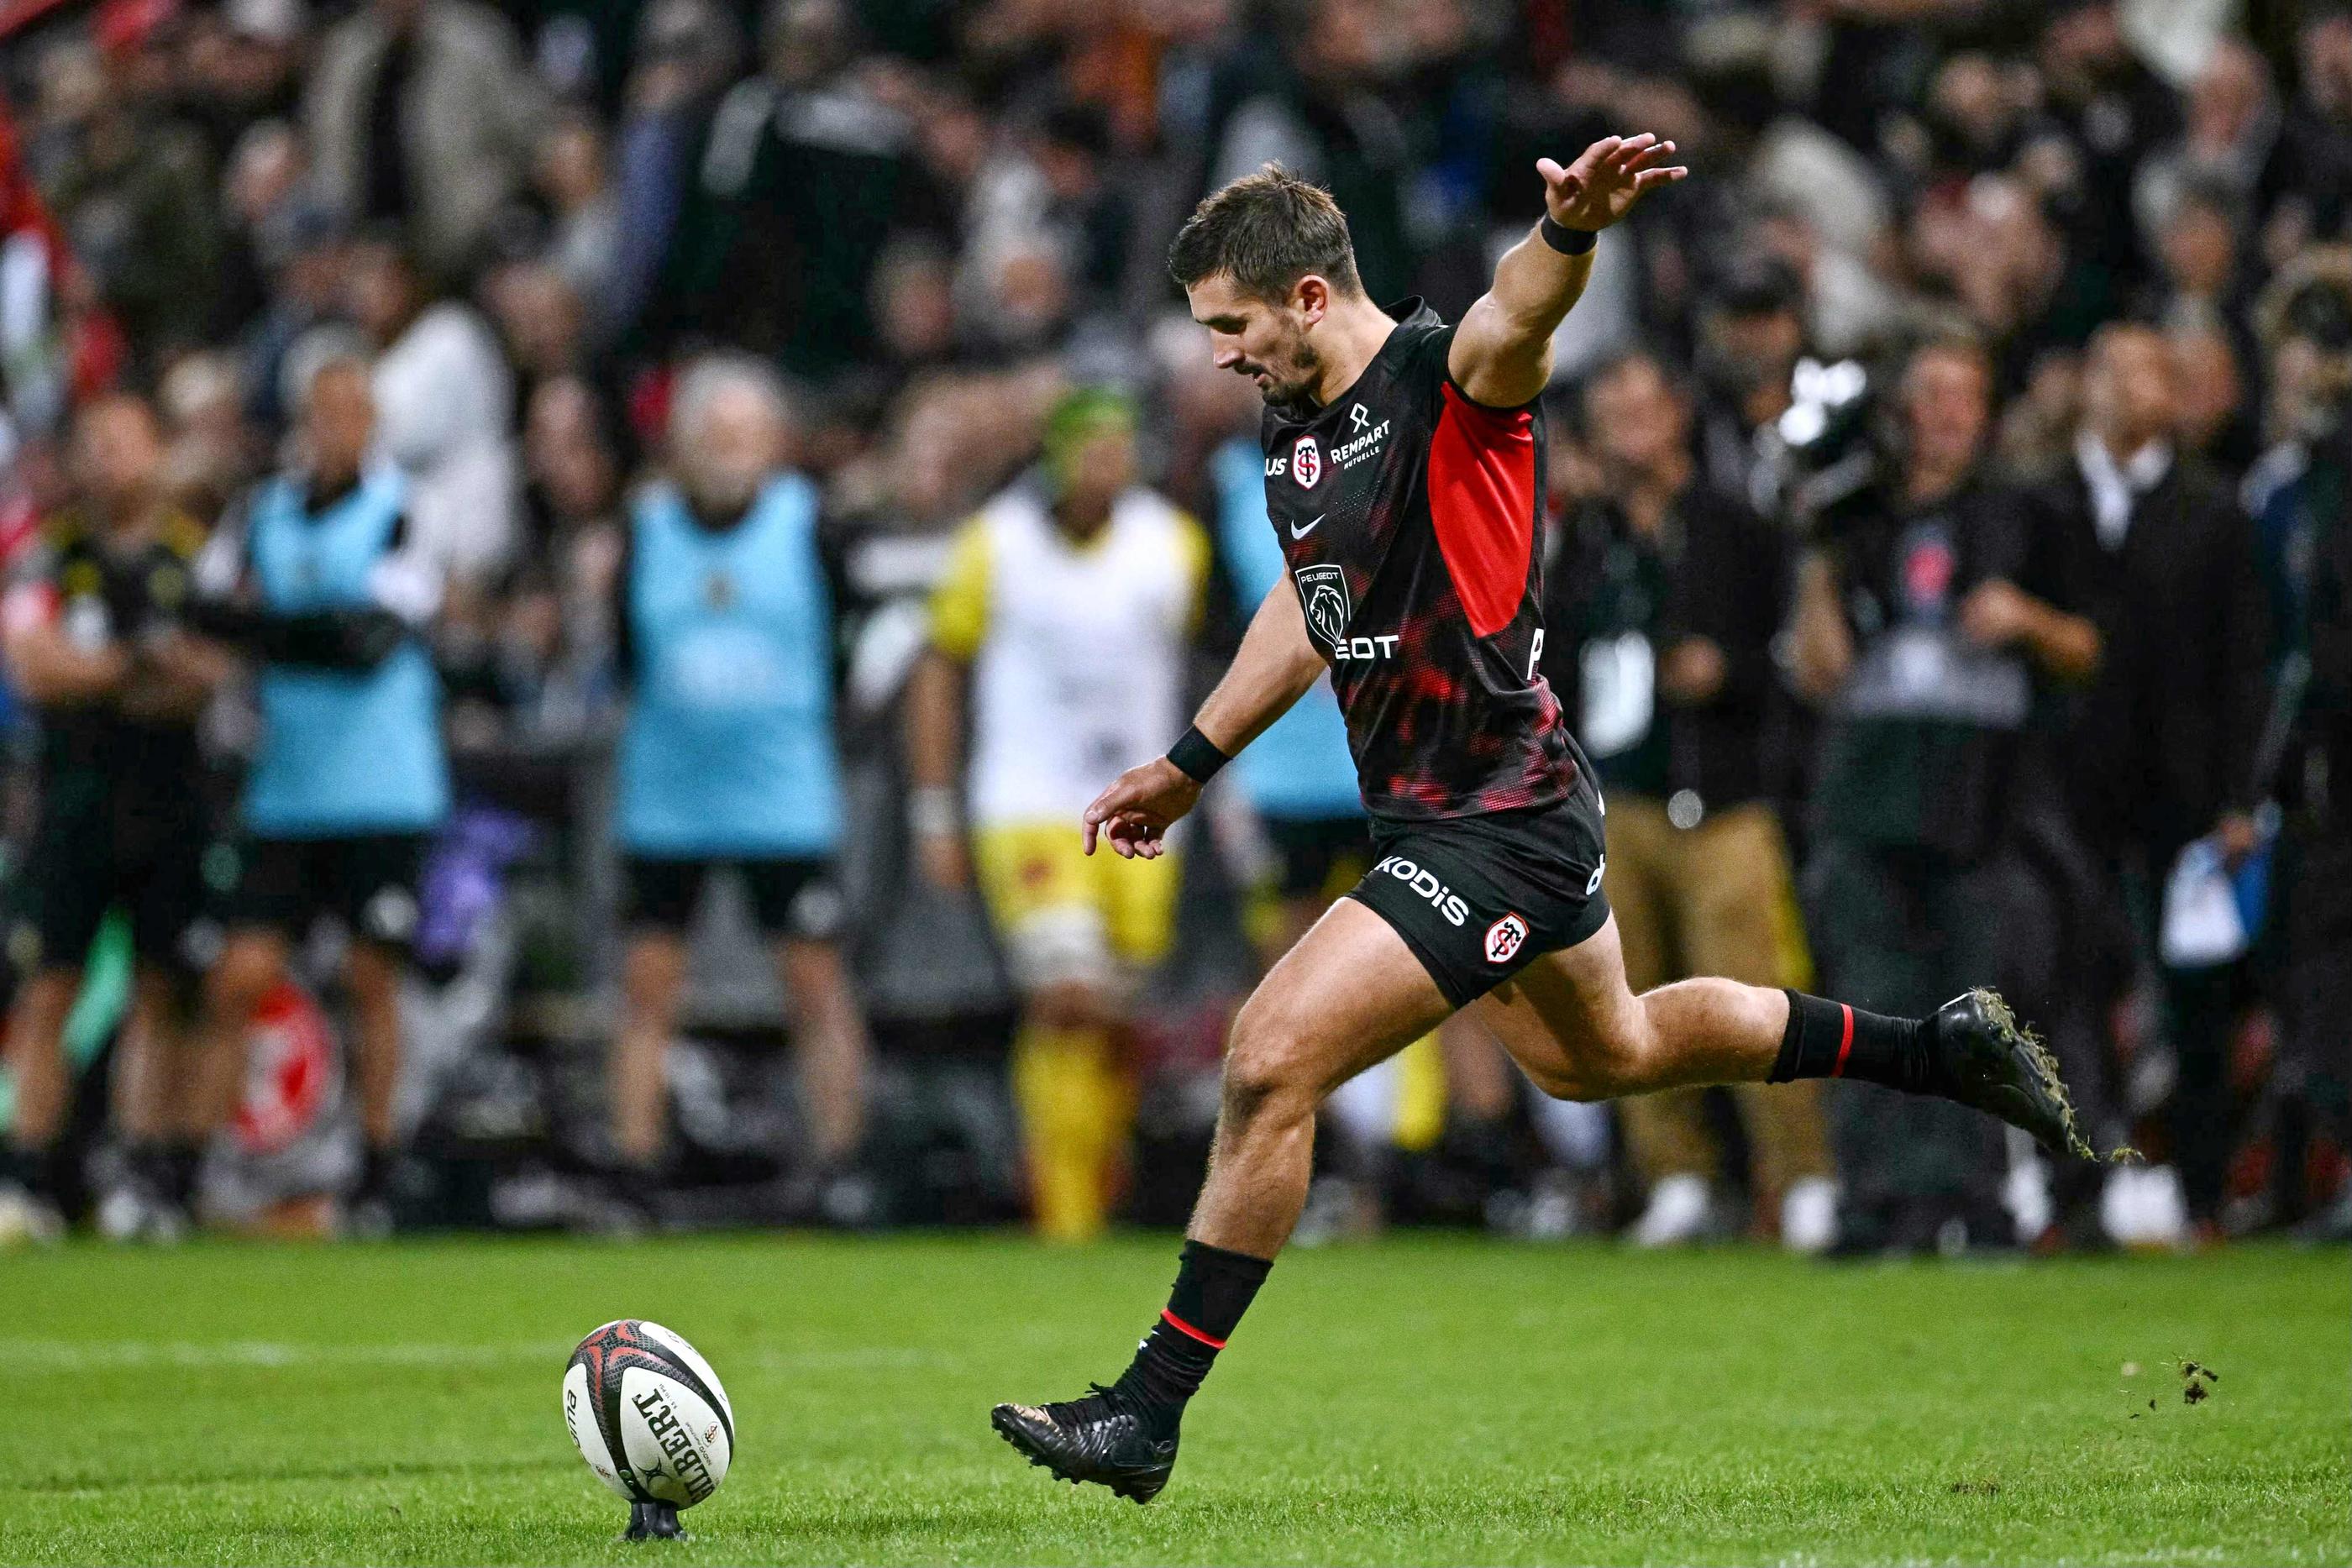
1373,854,1468,927
1584,857,1606,897
1292,434,1323,489
1485,913,1529,965
1294,564,1352,647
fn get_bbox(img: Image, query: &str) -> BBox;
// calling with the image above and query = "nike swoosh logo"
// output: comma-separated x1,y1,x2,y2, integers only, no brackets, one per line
1289,512,1325,539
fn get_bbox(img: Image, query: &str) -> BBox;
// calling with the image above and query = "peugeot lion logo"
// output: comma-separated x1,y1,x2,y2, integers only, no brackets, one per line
1294,564,1351,647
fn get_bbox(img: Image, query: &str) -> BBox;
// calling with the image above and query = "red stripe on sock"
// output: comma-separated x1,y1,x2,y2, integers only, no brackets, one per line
1159,1309,1226,1350
1831,1004,1855,1078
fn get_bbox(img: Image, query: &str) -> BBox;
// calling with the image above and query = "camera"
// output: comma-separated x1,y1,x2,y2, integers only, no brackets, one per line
2258,245,2352,442
1766,355,1886,537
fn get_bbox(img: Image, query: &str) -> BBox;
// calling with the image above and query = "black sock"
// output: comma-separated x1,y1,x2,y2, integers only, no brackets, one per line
1110,1240,1273,1435
3,1140,61,1201
1771,991,1929,1092
161,1143,202,1209
1443,1111,1516,1187
359,1144,396,1201
126,1139,170,1194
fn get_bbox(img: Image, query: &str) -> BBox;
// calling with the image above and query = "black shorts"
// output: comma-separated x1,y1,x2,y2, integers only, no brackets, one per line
1263,815,1371,901
12,782,207,973
1347,770,1611,1009
223,834,428,948
622,856,844,941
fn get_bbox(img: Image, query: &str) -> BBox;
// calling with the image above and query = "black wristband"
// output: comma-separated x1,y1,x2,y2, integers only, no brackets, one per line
1167,725,1230,784
1540,215,1598,255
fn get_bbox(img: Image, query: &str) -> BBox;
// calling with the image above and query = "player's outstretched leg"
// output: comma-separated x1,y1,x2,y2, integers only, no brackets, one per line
992,900,1452,1502
1880,989,2091,1159
1477,917,2094,1160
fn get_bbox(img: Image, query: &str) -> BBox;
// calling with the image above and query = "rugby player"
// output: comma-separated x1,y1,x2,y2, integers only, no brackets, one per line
991,136,2091,1501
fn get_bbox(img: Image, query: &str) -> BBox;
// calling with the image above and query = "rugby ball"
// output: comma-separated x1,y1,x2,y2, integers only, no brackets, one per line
562,1320,734,1509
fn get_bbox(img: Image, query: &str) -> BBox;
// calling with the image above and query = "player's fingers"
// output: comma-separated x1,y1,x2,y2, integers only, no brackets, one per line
1536,155,1570,187
1082,816,1100,855
1632,166,1688,191
1606,133,1656,168
1113,815,1166,859
1083,779,1139,826
1578,135,1622,175
1623,139,1677,171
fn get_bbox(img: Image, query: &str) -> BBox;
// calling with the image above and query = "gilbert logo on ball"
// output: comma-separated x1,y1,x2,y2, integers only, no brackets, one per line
563,1320,734,1509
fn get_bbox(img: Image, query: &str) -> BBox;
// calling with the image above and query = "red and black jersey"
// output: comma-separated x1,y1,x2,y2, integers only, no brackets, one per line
1261,299,1575,822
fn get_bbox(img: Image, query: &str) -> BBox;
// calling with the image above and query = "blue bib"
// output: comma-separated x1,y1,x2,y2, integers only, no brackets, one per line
242,469,449,837
617,476,842,856
1214,438,1361,821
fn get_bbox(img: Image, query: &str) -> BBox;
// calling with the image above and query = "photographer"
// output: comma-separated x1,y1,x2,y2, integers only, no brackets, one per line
1788,337,2099,1255
1546,350,1835,1251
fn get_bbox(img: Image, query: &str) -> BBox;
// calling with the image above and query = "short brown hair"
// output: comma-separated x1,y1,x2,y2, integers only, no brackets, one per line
1168,164,1363,302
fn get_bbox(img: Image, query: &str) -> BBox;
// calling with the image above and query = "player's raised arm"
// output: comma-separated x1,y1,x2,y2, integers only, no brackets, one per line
1446,134,1687,409
1082,579,1323,858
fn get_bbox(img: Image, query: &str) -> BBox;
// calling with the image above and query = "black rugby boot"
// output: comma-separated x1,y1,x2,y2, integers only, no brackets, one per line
991,1384,1179,1502
1925,989,2096,1160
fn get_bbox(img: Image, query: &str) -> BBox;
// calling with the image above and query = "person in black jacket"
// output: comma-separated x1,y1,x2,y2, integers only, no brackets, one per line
2040,323,2274,1237
1545,349,1835,1251
0,394,235,1245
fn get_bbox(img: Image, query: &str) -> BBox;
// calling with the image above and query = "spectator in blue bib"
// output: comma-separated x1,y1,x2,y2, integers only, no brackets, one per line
188,353,450,1235
607,354,870,1219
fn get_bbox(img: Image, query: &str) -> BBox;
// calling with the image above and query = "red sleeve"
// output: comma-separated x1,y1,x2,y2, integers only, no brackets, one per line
1427,381,1538,640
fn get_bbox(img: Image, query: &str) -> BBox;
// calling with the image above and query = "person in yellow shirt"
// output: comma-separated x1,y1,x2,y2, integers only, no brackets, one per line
905,389,1207,1240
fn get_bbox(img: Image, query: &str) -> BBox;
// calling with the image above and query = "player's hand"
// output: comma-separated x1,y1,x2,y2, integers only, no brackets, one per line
1081,757,1200,859
1958,578,2037,649
1537,134,1686,234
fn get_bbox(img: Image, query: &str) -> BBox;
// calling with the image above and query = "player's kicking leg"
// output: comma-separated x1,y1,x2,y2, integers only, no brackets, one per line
991,898,1450,1500
993,905,2087,1503
1470,915,2087,1162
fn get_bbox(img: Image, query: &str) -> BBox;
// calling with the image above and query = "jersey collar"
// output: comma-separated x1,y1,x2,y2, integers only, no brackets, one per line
1273,296,1437,422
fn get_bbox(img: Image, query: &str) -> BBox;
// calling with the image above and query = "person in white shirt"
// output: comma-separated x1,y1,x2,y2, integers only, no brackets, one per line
904,389,1207,1240
347,238,520,585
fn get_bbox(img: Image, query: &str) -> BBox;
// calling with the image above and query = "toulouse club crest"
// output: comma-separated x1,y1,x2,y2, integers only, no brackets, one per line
1292,433,1323,489
1484,913,1530,965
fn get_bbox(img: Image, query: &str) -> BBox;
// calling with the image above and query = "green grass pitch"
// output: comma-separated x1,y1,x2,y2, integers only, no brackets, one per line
4,1234,2344,1565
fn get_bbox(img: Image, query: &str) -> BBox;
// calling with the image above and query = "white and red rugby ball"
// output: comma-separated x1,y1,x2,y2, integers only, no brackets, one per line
562,1319,735,1509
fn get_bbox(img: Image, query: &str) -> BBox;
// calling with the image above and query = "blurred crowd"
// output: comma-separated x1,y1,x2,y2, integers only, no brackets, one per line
0,0,2344,1252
